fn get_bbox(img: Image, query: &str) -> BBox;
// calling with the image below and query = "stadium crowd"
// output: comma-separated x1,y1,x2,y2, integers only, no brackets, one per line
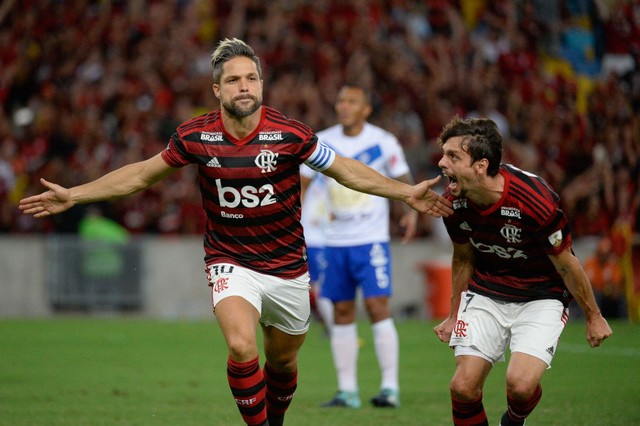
1,0,639,247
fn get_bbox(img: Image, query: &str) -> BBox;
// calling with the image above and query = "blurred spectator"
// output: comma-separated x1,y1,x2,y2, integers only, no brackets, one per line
78,203,129,280
596,0,639,78
583,235,627,318
559,13,600,77
466,90,510,139
0,137,16,231
0,0,637,246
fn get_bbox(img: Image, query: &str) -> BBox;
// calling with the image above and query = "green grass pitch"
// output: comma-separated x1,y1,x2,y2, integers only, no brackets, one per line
1,318,638,425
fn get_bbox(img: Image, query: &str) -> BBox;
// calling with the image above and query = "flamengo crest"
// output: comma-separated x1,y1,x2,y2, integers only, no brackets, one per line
500,223,522,243
255,149,278,173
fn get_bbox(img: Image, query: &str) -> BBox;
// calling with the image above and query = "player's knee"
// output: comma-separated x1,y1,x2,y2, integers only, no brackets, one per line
449,376,482,401
505,378,538,400
264,343,300,372
226,335,258,361
366,306,389,322
266,356,298,373
364,297,389,321
333,305,356,323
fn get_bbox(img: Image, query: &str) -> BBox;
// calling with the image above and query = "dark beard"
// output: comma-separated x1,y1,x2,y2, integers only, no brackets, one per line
222,97,261,118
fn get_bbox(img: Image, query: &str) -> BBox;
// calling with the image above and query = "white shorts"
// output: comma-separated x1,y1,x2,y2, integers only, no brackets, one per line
206,263,311,335
450,291,569,367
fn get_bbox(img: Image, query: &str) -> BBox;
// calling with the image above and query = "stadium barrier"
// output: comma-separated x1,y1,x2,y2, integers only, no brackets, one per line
0,235,598,320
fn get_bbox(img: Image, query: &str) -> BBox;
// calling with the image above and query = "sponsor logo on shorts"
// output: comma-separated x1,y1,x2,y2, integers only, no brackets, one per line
212,277,229,293
454,320,468,338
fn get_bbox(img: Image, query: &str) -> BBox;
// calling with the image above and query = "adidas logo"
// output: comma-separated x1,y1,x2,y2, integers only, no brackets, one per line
546,346,554,356
206,157,221,168
459,221,472,231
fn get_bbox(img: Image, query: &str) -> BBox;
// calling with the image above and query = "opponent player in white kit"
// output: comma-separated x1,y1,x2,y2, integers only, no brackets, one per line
302,84,417,409
300,172,333,333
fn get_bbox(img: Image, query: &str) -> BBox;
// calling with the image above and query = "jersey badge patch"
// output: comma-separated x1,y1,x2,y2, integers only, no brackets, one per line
547,230,563,247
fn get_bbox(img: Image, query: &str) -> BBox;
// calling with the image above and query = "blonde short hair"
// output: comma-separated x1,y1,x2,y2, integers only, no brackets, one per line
210,38,262,84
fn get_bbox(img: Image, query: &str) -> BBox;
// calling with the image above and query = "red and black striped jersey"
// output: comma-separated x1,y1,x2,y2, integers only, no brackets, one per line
443,164,574,305
161,106,318,279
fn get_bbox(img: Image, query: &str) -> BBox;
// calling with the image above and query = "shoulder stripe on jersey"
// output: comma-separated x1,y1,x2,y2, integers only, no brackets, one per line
513,182,556,215
505,166,558,223
178,112,216,134
504,164,557,199
265,109,310,135
169,133,189,157
510,184,551,222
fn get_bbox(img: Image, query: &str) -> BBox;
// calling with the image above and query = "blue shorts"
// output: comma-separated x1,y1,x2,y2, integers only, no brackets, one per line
306,246,326,283
320,242,392,302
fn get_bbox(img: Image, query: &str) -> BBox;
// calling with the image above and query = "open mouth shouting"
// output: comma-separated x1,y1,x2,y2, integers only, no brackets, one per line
444,173,459,192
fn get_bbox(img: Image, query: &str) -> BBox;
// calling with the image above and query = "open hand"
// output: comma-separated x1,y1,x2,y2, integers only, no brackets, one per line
407,176,454,218
19,178,74,218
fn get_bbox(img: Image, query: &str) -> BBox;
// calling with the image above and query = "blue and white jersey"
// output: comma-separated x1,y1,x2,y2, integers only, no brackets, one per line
306,122,410,247
300,165,328,248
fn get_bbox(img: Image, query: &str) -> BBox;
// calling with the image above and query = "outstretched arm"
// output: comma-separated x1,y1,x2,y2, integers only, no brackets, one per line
322,154,453,217
548,247,613,347
393,172,419,243
19,153,177,218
